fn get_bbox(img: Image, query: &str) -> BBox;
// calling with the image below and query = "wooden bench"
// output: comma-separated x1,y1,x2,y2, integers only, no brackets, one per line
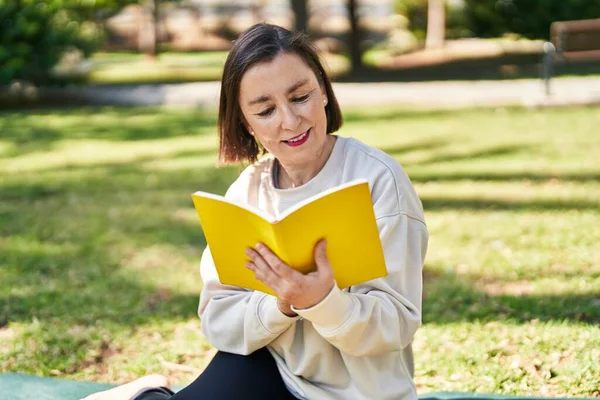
542,18,600,94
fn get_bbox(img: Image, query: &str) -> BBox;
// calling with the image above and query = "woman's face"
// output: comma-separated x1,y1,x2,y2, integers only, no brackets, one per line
238,52,329,168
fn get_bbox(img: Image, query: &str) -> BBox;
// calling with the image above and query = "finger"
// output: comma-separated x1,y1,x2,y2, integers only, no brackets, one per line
245,261,264,282
245,248,280,284
313,240,333,277
246,261,276,287
255,243,302,280
246,247,274,274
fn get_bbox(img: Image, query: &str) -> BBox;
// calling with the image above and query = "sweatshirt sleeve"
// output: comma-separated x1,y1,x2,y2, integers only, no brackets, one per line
198,246,300,355
292,212,428,357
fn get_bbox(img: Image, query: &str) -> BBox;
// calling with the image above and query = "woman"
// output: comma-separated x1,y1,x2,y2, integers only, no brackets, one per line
85,22,428,400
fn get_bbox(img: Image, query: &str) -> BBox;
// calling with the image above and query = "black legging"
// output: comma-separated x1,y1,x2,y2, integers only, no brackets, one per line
137,347,298,400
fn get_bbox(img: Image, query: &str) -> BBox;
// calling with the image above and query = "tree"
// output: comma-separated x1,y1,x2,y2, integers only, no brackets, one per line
0,0,96,85
290,0,308,33
67,0,162,59
347,0,364,73
66,0,138,21
425,0,445,49
464,0,600,39
138,0,159,59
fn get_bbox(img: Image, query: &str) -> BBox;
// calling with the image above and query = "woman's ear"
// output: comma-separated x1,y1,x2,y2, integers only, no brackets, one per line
241,116,254,136
320,83,328,107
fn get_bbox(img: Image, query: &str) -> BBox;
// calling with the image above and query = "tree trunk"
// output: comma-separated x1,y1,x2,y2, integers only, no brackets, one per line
139,0,159,60
290,0,308,33
348,0,363,72
426,0,445,49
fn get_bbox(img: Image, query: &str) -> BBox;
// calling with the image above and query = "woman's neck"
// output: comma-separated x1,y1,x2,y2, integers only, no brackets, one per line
277,135,336,189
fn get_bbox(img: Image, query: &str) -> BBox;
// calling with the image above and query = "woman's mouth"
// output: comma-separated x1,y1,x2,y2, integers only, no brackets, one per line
284,129,310,147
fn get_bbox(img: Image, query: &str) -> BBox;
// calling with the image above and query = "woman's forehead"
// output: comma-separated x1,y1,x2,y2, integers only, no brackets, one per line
240,53,318,97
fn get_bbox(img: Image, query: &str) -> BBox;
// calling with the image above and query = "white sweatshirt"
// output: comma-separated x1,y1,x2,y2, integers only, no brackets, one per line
198,136,429,400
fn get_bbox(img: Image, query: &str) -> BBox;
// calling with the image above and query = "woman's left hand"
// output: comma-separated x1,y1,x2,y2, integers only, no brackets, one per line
245,240,335,311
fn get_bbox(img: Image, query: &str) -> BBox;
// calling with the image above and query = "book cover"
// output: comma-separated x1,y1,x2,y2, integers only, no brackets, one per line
191,179,387,295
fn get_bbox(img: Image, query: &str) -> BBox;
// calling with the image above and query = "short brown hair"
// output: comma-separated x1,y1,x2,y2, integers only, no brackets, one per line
217,23,343,165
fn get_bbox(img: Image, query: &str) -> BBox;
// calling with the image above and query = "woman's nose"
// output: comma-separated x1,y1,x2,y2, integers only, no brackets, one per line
280,105,301,131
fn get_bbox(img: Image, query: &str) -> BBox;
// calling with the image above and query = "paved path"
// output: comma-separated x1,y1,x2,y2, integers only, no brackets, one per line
37,76,600,109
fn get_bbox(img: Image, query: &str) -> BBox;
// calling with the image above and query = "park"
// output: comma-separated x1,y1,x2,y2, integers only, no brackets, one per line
1,1,599,398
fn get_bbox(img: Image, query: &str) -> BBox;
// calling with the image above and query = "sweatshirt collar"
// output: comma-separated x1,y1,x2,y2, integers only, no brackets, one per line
268,135,345,205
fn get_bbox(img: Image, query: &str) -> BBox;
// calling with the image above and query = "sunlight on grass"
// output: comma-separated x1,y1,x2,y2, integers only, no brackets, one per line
417,180,600,206
1,105,598,395
0,136,217,173
414,322,600,396
78,52,349,84
141,155,219,172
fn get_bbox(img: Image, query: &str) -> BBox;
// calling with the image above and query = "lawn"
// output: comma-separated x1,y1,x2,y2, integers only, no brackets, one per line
0,105,598,396
59,51,351,84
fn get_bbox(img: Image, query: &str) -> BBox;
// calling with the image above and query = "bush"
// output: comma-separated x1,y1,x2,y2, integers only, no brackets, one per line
464,0,600,39
0,0,97,86
394,0,600,41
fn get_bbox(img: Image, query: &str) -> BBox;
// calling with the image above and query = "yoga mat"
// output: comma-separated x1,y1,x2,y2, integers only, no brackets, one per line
0,373,585,400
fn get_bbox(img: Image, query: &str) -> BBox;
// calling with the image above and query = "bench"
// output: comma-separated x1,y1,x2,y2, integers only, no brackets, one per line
542,18,600,95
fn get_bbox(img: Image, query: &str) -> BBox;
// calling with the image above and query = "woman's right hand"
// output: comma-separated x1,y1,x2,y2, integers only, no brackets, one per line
245,240,335,312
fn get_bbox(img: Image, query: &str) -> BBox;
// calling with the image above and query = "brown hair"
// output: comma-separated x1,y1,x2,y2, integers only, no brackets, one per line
217,23,343,165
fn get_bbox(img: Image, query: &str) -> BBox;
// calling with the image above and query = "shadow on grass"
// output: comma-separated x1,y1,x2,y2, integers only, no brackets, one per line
2,106,599,379
410,171,600,183
2,107,598,329
0,155,248,374
376,137,451,156
341,108,470,124
421,197,600,211
422,269,599,325
0,148,220,181
0,162,240,329
1,157,596,333
0,107,218,156
409,144,531,166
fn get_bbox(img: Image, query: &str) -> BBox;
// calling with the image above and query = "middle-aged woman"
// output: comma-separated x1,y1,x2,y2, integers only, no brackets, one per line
83,22,428,400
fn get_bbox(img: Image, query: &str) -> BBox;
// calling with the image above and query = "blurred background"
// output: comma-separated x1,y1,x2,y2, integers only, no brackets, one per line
2,0,600,90
1,0,599,398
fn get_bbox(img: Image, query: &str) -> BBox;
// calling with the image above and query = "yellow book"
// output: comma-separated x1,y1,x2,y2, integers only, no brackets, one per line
191,179,387,296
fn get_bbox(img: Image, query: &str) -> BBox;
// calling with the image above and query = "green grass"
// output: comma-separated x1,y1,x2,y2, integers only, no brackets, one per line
0,106,599,396
60,51,350,84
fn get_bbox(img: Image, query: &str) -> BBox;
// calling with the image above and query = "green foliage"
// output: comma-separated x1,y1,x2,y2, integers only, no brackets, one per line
394,0,600,41
0,0,98,85
464,0,600,39
63,0,139,21
393,0,473,40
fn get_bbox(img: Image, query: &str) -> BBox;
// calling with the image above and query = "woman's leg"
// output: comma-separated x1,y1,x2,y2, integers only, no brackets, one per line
171,347,297,400
82,348,296,400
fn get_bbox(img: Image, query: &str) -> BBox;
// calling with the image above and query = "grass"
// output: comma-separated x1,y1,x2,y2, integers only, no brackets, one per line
59,51,351,84
0,105,599,396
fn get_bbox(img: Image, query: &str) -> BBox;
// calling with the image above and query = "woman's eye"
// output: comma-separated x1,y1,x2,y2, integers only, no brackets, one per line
292,94,310,103
258,108,274,117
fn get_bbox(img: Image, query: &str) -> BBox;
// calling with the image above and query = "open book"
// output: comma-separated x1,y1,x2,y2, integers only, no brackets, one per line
191,179,387,295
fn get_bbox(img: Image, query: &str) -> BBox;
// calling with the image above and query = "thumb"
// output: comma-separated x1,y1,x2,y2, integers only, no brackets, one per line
313,240,332,274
